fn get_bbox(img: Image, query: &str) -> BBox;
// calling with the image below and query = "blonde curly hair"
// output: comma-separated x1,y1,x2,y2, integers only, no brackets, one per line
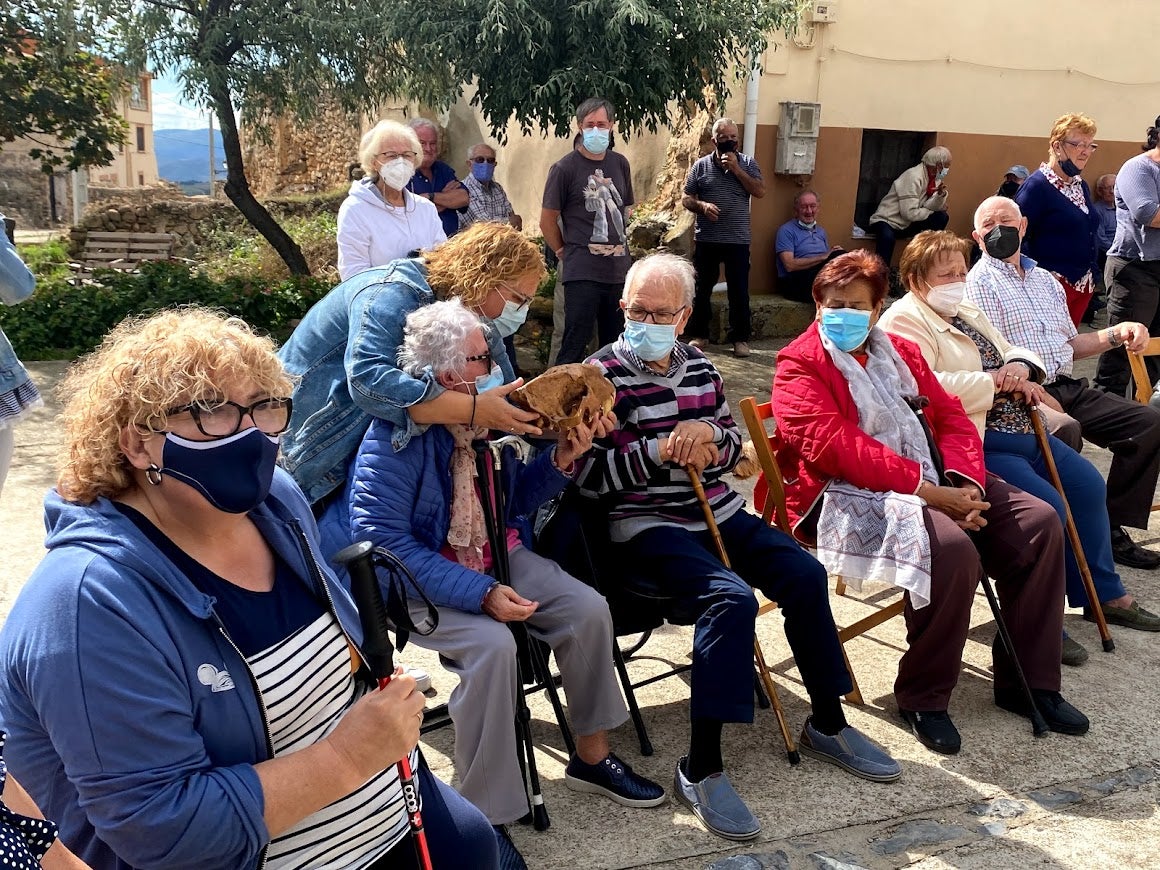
422,222,545,307
57,307,293,504
1048,113,1097,159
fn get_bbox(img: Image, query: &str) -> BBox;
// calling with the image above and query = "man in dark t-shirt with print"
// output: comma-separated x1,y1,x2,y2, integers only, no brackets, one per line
541,97,635,365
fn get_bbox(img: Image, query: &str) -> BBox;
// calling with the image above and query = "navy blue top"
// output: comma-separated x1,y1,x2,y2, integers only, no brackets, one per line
407,160,467,238
1015,170,1099,281
116,503,323,657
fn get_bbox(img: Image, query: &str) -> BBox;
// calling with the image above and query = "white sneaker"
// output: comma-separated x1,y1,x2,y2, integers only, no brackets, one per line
401,665,432,693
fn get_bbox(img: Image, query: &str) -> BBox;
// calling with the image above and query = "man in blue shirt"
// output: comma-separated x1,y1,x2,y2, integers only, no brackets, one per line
774,190,843,302
407,118,470,238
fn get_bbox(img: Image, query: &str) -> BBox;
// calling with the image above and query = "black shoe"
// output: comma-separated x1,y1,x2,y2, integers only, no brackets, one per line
1110,527,1160,569
493,825,528,870
898,708,961,754
994,687,1090,736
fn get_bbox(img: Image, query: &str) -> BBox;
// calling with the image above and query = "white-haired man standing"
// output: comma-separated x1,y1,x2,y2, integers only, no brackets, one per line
459,143,522,231
869,146,953,268
966,195,1160,586
407,118,470,238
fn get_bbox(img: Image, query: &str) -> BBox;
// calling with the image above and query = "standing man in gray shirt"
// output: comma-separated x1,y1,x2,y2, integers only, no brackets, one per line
1095,118,1160,397
541,98,635,365
682,118,765,358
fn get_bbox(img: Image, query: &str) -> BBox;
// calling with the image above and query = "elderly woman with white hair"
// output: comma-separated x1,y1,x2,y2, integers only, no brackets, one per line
317,298,665,870
337,119,445,281
869,145,953,268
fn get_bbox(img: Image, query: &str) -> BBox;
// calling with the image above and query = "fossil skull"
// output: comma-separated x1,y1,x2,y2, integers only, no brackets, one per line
509,363,616,432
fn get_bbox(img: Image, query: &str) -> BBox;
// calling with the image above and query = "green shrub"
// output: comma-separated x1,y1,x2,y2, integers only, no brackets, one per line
0,261,334,360
197,213,339,282
16,240,71,282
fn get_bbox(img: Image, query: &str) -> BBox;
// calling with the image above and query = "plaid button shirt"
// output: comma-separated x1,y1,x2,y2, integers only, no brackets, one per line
459,174,514,227
965,253,1077,382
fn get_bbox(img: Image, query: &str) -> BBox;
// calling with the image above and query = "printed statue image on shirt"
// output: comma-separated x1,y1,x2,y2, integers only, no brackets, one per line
584,169,627,255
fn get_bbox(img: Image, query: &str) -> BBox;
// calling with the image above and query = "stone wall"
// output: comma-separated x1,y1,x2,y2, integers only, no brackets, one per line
242,104,365,197
0,148,72,228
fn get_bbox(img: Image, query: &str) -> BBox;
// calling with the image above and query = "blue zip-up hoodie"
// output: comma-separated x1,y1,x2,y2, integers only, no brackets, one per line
0,469,373,870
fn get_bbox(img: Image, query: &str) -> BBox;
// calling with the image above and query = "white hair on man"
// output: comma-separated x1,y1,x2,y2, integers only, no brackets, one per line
622,252,696,309
711,117,737,137
973,195,1024,230
466,142,495,161
922,146,952,166
358,120,422,177
398,299,484,378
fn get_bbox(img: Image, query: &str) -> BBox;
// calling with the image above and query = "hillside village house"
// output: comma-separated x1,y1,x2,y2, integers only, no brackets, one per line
89,73,161,190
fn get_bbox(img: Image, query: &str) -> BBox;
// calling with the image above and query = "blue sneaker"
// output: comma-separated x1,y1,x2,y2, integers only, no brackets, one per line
673,757,761,841
799,718,902,782
564,752,666,807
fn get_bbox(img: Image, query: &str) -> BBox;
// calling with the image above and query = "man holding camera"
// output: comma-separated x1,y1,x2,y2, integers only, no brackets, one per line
682,118,766,358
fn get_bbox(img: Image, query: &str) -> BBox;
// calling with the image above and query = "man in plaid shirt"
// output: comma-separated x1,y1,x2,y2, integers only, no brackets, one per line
459,143,522,231
967,195,1160,589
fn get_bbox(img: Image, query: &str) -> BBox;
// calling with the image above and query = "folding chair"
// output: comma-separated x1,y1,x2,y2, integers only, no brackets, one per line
739,396,905,705
1128,336,1160,411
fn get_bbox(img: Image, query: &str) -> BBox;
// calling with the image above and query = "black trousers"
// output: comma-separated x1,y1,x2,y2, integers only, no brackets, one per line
1046,375,1160,529
688,242,752,343
558,279,624,365
869,211,949,267
1094,257,1160,396
777,250,845,303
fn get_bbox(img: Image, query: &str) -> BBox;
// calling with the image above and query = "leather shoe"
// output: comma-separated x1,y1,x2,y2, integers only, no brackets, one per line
994,687,1090,736
1110,527,1160,569
1085,599,1160,632
898,708,960,754
1061,634,1089,666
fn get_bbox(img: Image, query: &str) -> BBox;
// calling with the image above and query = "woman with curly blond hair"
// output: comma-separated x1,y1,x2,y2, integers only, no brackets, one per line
280,221,547,506
0,308,497,870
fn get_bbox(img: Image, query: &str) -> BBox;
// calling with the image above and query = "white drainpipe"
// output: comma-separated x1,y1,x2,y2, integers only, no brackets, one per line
743,56,760,157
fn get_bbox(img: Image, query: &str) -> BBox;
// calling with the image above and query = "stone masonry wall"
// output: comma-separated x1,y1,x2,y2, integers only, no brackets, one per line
242,104,364,197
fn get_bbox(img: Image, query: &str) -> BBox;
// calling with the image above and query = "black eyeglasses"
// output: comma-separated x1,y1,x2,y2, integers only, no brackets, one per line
470,156,497,165
625,306,687,325
166,397,293,438
500,283,534,311
464,351,492,366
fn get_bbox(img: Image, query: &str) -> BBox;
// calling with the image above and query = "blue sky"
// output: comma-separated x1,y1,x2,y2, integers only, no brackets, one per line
150,71,208,129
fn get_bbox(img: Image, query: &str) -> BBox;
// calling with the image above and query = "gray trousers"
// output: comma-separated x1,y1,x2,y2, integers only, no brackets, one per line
412,545,627,824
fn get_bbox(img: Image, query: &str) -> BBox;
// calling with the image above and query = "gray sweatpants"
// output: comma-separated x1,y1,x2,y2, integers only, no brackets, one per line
412,545,627,824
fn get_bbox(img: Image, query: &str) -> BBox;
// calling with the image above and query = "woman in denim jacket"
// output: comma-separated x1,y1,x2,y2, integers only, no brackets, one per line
0,220,41,496
279,223,546,506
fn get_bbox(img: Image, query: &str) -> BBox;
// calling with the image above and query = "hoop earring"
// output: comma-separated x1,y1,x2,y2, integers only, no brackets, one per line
145,464,163,487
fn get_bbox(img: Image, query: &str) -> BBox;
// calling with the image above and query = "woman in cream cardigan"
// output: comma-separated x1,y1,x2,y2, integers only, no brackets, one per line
880,231,1160,659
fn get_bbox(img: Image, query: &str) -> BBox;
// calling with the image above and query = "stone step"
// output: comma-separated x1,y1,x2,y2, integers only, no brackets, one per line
706,288,815,342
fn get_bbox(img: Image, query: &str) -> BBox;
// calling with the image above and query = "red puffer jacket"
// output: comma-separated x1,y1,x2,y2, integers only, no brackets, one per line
763,323,985,537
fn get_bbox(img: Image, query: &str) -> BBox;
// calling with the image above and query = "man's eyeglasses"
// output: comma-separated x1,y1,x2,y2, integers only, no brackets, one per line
625,306,687,325
166,398,293,439
1062,140,1098,153
470,156,497,165
379,150,417,161
500,283,534,311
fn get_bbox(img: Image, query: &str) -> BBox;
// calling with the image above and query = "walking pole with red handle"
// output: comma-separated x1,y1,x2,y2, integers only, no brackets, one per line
334,540,434,870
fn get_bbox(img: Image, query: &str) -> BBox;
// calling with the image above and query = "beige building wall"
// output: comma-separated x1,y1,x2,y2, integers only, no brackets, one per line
90,74,160,189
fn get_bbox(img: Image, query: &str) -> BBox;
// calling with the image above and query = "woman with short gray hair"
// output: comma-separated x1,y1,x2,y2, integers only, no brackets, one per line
868,145,953,270
337,119,445,281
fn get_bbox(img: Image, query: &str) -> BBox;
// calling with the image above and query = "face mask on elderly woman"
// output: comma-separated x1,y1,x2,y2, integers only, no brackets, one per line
819,308,872,353
378,156,415,191
924,281,966,317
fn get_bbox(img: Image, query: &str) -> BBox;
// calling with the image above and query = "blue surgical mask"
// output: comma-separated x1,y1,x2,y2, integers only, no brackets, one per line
623,319,677,361
489,299,529,338
159,427,279,513
473,363,504,394
936,167,950,181
797,220,817,230
819,308,873,353
471,161,495,182
582,127,610,155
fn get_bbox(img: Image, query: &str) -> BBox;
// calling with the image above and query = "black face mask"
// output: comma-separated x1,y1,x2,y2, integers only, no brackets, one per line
997,181,1020,199
1055,147,1083,177
716,139,737,154
983,224,1022,260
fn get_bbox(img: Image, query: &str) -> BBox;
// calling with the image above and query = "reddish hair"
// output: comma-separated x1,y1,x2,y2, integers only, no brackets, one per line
812,249,889,306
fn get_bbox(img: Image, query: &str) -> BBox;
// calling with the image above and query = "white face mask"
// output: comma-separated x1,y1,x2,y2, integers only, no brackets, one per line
924,280,966,316
378,156,414,191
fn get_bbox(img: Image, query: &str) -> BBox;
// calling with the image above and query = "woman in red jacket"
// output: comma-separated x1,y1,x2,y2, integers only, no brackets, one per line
769,250,1086,756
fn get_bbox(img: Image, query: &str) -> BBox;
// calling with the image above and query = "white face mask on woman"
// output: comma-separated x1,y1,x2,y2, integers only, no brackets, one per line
378,157,415,191
924,280,966,317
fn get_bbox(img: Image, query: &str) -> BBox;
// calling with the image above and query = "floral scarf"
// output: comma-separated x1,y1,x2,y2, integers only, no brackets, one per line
445,423,490,571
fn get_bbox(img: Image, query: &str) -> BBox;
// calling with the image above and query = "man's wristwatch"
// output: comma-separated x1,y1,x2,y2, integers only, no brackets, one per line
1105,327,1123,348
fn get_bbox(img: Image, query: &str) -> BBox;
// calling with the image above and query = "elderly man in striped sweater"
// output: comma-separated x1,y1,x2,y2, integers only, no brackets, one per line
576,253,900,843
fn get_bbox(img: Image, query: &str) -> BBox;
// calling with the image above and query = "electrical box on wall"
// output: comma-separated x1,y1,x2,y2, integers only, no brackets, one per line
775,102,821,175
810,1,838,23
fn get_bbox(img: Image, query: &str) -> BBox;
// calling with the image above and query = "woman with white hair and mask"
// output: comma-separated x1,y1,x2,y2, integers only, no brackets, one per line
869,146,953,269
337,119,446,281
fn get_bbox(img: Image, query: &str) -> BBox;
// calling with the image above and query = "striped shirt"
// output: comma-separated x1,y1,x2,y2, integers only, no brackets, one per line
965,253,1076,383
459,174,514,227
683,152,761,245
256,614,413,870
1109,152,1160,261
577,339,744,541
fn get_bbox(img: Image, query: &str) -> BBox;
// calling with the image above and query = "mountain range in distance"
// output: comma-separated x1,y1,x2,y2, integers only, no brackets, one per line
154,128,225,182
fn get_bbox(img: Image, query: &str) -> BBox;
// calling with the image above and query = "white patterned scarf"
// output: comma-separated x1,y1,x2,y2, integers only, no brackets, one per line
815,327,939,608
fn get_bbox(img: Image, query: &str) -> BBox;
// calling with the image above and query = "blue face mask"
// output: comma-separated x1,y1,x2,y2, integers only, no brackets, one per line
473,363,504,394
936,167,950,181
819,308,873,353
471,160,495,182
623,319,677,361
159,427,279,513
582,127,610,155
489,299,529,338
797,220,817,230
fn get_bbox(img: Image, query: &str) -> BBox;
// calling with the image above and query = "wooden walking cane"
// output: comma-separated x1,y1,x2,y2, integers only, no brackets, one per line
1029,408,1115,652
687,465,801,765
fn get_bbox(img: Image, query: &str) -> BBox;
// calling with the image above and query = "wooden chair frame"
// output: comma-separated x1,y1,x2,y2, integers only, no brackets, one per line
1126,336,1160,512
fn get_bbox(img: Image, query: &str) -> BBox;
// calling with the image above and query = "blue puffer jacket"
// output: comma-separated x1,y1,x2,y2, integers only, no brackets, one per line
318,421,571,614
278,259,514,505
0,469,375,870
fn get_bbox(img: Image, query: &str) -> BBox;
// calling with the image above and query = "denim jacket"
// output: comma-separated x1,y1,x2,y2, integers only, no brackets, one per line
279,259,513,504
0,226,35,396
